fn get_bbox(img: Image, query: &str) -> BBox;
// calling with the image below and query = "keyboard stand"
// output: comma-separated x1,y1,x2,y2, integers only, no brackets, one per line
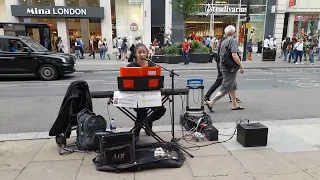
105,94,194,158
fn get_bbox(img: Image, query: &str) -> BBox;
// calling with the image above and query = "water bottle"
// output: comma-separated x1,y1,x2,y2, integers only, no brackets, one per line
110,118,116,132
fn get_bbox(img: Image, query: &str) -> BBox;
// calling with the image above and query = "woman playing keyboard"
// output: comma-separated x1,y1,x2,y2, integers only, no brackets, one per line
127,43,166,141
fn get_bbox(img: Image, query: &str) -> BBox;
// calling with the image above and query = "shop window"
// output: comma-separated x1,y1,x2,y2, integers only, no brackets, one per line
20,0,55,6
293,15,320,38
248,6,266,14
205,0,240,5
66,0,99,6
241,0,266,5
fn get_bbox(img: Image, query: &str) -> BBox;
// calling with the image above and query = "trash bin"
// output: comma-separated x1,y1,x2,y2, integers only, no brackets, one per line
262,49,276,61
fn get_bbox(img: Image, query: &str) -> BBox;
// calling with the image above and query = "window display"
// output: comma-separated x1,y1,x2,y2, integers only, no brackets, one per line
293,15,320,38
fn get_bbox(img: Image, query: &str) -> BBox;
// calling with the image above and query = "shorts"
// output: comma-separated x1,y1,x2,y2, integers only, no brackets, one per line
220,71,237,94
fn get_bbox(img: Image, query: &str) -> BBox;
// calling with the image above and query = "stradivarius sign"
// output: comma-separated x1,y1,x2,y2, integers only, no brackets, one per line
205,4,247,16
11,5,104,19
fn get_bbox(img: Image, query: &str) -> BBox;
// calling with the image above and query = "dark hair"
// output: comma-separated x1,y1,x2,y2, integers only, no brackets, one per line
128,43,148,62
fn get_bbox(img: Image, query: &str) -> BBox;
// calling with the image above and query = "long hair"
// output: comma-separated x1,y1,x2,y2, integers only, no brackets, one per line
128,43,148,62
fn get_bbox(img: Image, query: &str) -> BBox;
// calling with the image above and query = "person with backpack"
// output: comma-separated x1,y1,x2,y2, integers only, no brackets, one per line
205,25,245,112
204,34,241,106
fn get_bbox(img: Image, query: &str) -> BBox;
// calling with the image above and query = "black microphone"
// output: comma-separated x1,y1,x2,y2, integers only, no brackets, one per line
140,57,151,61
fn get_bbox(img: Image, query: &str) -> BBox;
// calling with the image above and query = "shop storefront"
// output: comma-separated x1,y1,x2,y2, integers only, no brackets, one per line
275,0,320,49
184,0,269,45
4,0,150,53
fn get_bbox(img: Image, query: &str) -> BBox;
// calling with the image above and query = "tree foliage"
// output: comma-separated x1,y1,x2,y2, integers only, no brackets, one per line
171,0,206,21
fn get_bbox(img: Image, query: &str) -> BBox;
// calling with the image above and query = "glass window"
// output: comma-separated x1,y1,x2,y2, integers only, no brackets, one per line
66,0,100,6
241,0,266,5
204,0,240,5
20,0,55,6
248,6,266,14
293,15,320,37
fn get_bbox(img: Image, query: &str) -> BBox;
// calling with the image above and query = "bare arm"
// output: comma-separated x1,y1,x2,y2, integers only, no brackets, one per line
232,53,243,68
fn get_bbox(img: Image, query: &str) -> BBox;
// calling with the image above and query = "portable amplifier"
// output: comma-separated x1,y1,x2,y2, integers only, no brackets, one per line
204,126,219,141
236,122,268,147
98,132,135,166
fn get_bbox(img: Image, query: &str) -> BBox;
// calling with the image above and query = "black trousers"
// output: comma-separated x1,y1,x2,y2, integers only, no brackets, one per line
134,108,152,136
205,61,223,98
205,61,231,100
89,50,95,59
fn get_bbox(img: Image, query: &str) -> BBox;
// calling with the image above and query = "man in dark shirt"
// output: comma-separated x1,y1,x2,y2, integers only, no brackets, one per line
204,35,241,104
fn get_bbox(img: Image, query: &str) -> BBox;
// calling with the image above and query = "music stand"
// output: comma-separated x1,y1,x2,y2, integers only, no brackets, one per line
145,58,194,158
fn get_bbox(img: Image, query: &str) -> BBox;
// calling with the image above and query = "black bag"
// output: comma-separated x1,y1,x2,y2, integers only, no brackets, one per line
76,109,107,151
221,38,240,69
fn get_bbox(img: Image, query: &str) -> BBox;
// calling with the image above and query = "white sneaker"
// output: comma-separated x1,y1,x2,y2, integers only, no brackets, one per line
300,62,304,64
295,62,299,64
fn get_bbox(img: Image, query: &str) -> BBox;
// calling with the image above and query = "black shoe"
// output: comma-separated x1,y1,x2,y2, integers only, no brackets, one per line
145,122,153,136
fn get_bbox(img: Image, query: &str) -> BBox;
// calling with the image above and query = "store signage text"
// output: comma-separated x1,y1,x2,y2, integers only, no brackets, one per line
205,4,247,16
26,7,87,16
11,5,104,19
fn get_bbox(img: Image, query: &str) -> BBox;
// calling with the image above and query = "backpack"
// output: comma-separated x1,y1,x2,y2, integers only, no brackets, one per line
221,38,240,69
76,109,107,151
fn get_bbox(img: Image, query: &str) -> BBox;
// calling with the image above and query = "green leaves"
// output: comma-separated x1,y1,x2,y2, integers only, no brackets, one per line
171,0,205,20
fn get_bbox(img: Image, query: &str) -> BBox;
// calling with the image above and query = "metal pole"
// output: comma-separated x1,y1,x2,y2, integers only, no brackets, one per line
242,0,250,61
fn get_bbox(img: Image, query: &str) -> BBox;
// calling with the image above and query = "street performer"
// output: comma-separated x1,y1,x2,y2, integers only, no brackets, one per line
127,43,166,140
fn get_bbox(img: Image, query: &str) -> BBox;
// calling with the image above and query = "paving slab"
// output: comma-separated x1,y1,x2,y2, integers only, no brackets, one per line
187,155,247,177
231,149,301,175
305,166,320,179
281,151,320,170
76,164,134,180
16,160,82,180
252,171,316,180
0,169,22,180
135,163,194,180
0,139,48,171
32,138,85,162
281,125,320,147
194,173,256,180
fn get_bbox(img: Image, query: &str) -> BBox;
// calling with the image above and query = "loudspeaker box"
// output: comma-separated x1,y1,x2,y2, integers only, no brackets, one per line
237,123,268,147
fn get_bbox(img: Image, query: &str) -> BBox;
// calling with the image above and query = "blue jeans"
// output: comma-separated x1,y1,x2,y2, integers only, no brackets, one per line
288,50,296,62
183,51,189,64
309,51,315,63
100,49,106,59
282,50,288,60
294,50,303,63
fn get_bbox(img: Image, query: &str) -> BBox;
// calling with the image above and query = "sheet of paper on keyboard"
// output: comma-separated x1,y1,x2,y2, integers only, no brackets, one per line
113,91,138,108
137,90,162,108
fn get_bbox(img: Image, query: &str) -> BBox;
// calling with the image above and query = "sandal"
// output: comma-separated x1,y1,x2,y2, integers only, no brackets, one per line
231,106,245,110
205,100,214,113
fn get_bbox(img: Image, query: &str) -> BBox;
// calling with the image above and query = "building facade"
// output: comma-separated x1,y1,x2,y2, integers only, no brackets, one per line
166,0,277,45
276,0,320,49
2,0,152,53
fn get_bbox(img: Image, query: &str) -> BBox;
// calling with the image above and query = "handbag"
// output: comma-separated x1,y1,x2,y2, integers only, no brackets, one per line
221,38,240,69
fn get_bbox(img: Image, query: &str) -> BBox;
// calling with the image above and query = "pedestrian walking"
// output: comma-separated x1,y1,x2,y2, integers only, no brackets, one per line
204,29,241,109
182,38,190,65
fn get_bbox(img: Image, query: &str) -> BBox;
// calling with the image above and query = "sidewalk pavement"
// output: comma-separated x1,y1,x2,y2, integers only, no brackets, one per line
75,53,320,72
2,118,320,180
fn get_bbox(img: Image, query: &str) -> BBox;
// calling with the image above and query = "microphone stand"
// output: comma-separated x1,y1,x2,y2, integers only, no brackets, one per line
145,58,194,158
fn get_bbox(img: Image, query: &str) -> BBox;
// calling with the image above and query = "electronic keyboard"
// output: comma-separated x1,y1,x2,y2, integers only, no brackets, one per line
91,87,189,99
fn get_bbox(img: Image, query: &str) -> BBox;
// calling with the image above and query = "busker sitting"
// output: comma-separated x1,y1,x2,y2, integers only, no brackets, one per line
127,43,166,140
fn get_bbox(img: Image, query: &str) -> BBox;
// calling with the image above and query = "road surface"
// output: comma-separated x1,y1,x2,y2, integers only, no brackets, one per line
0,68,320,134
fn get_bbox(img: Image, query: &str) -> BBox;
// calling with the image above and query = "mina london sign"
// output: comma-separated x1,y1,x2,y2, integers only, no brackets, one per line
11,5,104,19
205,4,247,16
26,7,87,16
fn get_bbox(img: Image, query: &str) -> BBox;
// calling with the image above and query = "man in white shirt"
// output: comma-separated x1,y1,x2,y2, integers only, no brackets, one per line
293,38,304,64
117,38,123,59
264,35,271,49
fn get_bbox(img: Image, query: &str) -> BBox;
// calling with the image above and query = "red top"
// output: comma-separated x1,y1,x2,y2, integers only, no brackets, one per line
182,42,190,52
